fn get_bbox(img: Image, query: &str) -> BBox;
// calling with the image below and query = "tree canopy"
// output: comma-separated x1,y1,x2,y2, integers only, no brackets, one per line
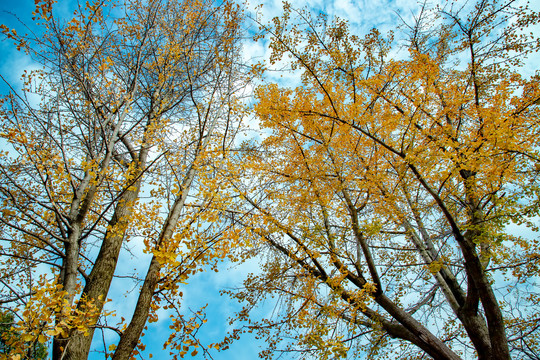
1,0,539,359
217,0,540,359
0,0,245,358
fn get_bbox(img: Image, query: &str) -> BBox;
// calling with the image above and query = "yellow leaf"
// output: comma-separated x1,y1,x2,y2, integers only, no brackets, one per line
46,328,60,336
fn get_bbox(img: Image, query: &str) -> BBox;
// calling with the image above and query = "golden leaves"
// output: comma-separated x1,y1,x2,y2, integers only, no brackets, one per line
162,306,210,360
1,277,104,358
2,0,246,358
32,0,56,21
219,1,540,358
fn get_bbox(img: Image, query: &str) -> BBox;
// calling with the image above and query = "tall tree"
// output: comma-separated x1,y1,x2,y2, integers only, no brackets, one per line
219,0,540,359
0,0,245,359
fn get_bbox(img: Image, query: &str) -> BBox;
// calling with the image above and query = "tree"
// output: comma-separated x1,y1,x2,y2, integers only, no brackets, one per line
219,0,540,359
0,0,245,359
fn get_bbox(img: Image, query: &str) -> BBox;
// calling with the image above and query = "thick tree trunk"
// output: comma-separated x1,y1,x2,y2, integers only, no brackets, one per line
459,235,510,360
51,110,130,359
61,177,144,360
460,174,510,360
52,226,81,359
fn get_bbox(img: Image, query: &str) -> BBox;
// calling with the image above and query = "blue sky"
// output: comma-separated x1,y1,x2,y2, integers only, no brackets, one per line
2,0,539,359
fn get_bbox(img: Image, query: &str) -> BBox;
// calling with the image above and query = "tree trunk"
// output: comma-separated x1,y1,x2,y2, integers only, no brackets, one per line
112,165,198,360
62,175,144,360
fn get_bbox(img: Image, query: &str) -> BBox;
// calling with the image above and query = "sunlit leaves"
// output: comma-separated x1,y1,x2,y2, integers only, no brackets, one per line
220,0,540,359
0,277,102,359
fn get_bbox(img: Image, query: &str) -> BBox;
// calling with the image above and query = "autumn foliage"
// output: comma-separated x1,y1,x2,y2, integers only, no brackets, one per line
217,0,540,359
1,0,244,359
1,0,540,359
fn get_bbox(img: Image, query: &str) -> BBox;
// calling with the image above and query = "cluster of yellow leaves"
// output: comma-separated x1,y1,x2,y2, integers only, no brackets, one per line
0,25,27,51
162,307,209,360
1,277,104,358
32,0,55,21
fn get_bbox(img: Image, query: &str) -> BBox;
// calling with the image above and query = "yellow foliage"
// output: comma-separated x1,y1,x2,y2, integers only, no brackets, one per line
218,0,540,359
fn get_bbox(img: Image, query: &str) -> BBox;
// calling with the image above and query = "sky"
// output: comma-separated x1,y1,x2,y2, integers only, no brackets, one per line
0,0,538,359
